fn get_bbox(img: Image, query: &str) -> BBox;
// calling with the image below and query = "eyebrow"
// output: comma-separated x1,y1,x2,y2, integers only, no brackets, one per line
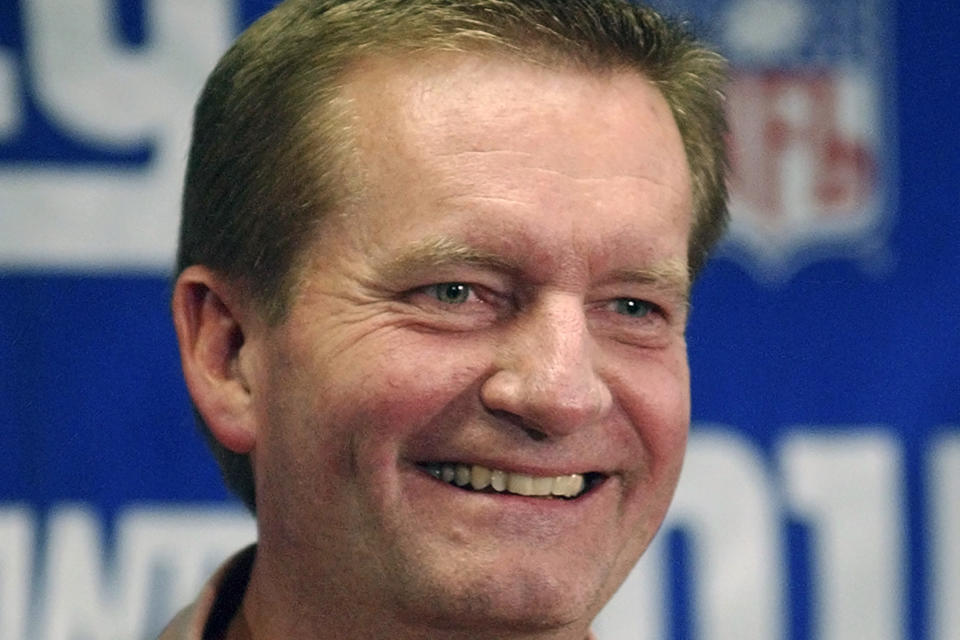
609,262,691,291
371,235,691,302
372,236,522,282
606,262,693,308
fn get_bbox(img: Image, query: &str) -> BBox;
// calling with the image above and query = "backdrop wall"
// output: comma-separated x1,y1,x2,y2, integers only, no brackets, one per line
1,1,957,639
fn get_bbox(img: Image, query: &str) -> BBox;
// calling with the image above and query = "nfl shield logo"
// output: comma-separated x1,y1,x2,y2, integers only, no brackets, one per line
665,0,896,280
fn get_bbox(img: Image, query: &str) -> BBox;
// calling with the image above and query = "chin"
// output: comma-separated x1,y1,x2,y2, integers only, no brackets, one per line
388,549,606,636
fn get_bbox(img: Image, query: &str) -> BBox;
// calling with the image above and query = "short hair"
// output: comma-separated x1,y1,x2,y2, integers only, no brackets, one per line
177,0,730,513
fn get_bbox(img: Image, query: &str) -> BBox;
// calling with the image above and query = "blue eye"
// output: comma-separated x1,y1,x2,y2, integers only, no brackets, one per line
614,298,652,318
426,283,472,304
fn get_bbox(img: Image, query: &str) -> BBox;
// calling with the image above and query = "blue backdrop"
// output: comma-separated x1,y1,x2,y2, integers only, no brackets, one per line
1,1,957,639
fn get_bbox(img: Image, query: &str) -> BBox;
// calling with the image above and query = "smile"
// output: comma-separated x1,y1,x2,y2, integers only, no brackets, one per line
417,463,604,499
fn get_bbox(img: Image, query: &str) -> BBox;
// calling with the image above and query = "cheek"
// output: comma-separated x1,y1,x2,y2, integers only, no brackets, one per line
613,362,689,551
645,374,690,465
324,340,493,510
355,341,492,439
617,351,690,481
272,329,495,478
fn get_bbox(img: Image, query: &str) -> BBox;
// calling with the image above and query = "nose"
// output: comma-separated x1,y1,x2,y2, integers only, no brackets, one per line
479,294,613,437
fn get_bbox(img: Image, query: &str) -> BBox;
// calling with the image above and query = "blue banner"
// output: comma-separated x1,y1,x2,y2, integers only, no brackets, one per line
1,1,957,638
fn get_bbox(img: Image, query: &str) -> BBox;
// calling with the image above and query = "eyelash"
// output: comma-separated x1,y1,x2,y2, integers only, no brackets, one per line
419,283,663,321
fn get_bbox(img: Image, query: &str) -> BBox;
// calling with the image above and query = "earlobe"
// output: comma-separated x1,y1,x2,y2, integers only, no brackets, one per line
172,266,258,454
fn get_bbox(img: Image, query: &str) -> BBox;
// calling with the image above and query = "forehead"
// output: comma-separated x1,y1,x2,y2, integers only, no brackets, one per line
324,51,692,278
340,51,687,175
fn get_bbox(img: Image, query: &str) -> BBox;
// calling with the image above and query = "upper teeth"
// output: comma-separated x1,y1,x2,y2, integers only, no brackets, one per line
425,463,586,498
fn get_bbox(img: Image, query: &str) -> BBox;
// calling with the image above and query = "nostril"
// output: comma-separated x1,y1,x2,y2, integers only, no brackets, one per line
480,361,609,437
523,426,548,442
487,409,551,441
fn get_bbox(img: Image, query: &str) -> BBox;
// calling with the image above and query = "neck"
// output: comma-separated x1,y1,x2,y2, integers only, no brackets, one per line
235,557,596,640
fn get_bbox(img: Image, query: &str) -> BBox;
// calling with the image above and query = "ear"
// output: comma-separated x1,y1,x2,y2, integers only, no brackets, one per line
171,265,259,454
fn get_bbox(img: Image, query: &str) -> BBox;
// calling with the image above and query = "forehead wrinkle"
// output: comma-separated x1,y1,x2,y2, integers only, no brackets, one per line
434,149,680,188
437,193,533,208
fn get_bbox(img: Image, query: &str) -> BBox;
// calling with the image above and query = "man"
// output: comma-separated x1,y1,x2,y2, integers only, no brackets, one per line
163,0,728,638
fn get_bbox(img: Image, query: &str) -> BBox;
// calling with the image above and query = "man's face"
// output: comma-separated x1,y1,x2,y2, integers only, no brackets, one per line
248,53,693,636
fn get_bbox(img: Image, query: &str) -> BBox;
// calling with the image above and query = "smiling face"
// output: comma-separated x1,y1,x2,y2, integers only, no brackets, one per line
245,52,693,638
